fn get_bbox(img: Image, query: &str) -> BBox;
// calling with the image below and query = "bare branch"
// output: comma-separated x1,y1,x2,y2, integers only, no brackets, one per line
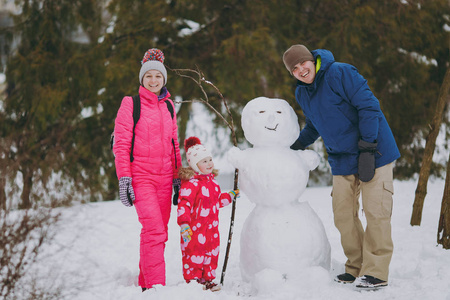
168,66,237,143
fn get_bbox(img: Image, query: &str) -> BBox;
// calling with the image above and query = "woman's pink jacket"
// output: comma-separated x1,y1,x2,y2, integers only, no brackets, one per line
113,86,181,180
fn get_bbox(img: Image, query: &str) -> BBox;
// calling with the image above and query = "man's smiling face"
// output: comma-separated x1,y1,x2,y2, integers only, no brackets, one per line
292,60,316,84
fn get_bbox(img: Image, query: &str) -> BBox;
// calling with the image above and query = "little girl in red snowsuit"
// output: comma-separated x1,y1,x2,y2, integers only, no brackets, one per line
177,137,239,291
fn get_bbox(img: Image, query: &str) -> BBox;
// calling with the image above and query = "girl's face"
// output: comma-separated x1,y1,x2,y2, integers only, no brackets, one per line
292,60,316,84
142,70,164,95
197,157,214,174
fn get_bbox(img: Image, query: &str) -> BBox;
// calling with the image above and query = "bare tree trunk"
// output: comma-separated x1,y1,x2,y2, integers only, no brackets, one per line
19,167,33,209
437,153,450,249
0,177,6,210
411,67,450,226
0,157,8,210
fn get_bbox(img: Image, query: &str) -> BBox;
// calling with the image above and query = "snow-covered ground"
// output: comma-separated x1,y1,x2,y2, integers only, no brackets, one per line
28,177,450,300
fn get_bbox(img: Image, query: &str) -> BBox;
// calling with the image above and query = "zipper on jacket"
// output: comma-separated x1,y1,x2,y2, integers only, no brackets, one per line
159,101,165,173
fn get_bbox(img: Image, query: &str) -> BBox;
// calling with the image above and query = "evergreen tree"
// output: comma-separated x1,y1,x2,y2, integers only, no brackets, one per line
1,0,448,207
1,0,104,208
168,0,449,179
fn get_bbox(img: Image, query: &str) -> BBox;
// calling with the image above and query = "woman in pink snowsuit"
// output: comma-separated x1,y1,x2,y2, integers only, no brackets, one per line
177,137,239,291
113,48,181,291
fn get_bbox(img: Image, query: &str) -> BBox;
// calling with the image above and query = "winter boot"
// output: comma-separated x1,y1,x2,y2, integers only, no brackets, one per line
203,281,221,292
355,275,388,288
195,278,221,292
334,273,356,284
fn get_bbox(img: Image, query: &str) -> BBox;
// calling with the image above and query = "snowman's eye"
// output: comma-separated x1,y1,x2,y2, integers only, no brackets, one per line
277,111,282,114
259,111,265,113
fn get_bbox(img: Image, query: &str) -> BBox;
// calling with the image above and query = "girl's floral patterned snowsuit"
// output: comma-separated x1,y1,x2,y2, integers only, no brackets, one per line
177,171,232,282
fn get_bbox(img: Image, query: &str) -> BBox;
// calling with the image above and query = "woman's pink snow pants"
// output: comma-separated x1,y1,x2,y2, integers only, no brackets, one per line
133,172,172,288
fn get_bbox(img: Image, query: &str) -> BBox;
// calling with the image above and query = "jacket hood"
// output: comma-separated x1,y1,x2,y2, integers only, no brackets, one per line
178,166,219,181
296,49,335,89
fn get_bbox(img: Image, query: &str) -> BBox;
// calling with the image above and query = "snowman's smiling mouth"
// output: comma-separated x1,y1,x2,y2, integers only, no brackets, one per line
265,124,278,131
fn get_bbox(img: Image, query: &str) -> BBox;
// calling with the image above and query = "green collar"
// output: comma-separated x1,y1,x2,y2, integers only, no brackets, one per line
316,56,321,73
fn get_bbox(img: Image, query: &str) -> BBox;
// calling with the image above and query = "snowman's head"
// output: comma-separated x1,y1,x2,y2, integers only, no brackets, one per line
241,97,300,147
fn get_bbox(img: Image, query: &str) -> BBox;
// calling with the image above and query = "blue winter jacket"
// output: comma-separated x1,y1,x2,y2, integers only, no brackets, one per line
294,49,400,176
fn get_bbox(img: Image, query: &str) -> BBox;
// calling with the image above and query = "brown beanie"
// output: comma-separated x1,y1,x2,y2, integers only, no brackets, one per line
283,45,314,74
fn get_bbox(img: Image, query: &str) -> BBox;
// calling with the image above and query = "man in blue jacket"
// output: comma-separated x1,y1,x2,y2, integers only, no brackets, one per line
283,44,400,289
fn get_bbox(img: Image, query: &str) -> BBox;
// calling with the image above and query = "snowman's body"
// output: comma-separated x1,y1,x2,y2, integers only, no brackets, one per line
227,97,331,283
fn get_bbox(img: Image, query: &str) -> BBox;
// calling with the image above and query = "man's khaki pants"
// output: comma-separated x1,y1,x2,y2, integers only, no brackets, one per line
332,163,394,281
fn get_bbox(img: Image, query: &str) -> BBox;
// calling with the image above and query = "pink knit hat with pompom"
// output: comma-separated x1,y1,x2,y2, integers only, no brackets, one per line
139,48,167,85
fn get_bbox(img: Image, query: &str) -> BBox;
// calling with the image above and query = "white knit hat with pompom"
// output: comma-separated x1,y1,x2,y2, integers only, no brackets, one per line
184,137,212,174
139,48,167,85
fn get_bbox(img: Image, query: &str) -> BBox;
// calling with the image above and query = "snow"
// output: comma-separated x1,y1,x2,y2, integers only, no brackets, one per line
29,179,450,300
178,19,201,37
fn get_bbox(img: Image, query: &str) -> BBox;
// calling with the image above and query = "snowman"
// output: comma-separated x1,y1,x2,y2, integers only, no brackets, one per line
227,97,331,287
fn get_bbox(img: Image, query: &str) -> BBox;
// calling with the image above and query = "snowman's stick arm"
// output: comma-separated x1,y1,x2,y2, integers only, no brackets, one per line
169,66,239,285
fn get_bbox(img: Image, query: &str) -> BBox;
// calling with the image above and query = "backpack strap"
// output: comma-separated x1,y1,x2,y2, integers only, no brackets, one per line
130,95,141,162
164,100,178,169
165,100,174,119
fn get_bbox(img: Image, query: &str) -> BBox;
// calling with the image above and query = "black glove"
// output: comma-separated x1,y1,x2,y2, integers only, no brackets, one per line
119,177,135,207
290,139,306,150
358,140,377,182
172,178,181,205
